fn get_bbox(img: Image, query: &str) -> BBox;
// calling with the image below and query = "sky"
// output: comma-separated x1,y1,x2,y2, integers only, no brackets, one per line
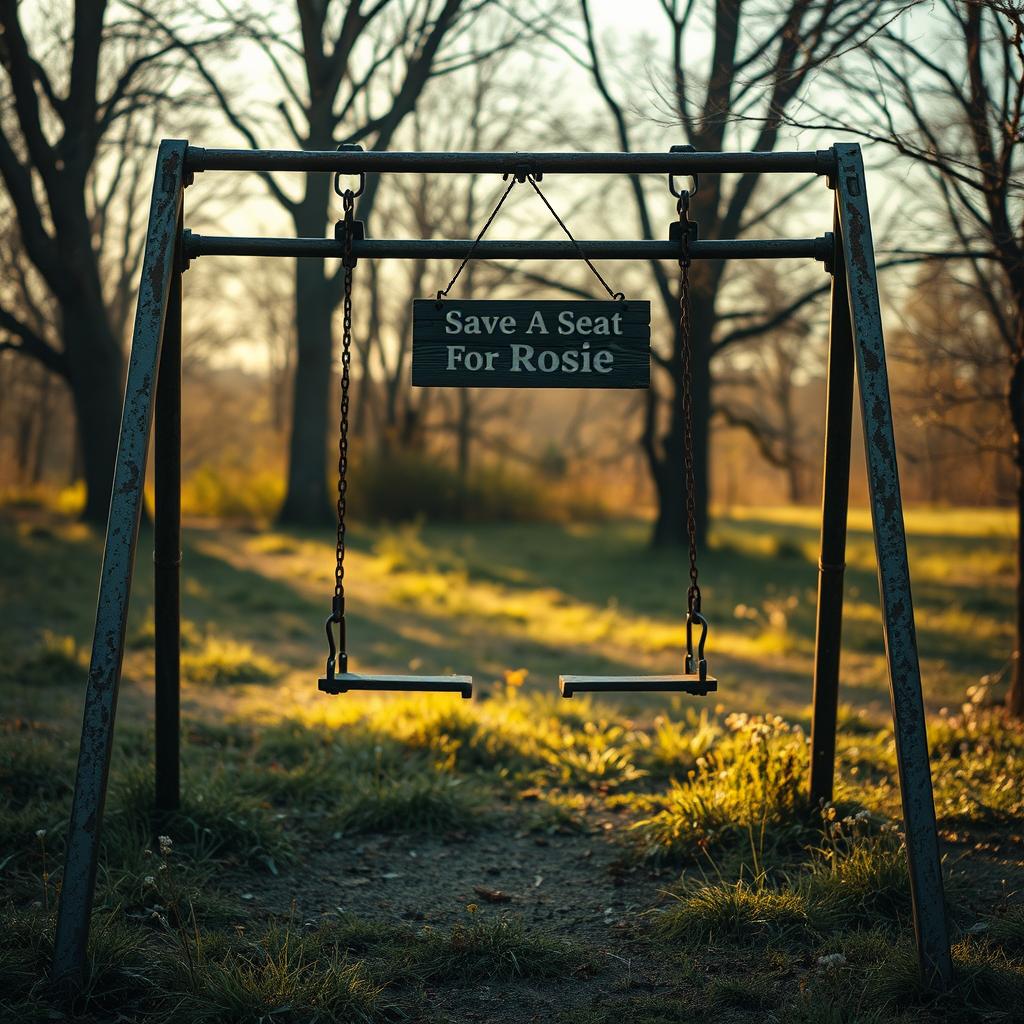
158,0,949,371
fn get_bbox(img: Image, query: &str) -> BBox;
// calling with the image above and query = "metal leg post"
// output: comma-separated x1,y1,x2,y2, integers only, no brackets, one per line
154,209,183,812
809,219,855,807
834,142,952,989
52,140,188,986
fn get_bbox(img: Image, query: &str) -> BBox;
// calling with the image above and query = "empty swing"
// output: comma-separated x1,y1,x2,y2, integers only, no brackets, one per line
560,173,716,699
319,168,471,699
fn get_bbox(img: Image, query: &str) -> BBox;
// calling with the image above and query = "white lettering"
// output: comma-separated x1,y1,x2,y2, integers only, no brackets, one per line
526,311,548,334
446,345,466,370
511,344,535,371
445,310,462,334
594,350,613,373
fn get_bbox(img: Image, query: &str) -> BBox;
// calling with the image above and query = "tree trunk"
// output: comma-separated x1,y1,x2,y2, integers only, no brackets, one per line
30,371,53,485
278,179,335,526
650,276,713,549
1006,340,1024,717
61,299,125,525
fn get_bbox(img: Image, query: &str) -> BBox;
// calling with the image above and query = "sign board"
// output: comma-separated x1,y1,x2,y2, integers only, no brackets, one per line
411,299,650,388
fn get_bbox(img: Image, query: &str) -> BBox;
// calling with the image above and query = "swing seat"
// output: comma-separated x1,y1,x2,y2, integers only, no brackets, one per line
559,673,716,698
319,672,473,698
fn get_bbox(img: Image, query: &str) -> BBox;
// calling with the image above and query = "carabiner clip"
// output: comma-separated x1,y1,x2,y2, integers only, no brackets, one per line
668,143,698,201
334,142,365,199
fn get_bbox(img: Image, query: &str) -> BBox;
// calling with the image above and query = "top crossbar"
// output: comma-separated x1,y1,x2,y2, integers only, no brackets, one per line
185,147,837,176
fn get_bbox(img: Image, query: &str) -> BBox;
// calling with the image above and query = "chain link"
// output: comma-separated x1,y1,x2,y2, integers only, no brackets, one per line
677,191,701,615
335,189,355,606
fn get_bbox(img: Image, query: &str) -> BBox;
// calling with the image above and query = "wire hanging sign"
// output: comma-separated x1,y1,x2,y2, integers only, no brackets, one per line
412,167,650,389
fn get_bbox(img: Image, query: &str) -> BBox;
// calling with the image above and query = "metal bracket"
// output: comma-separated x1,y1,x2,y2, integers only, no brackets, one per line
334,218,365,266
505,161,540,183
668,220,699,244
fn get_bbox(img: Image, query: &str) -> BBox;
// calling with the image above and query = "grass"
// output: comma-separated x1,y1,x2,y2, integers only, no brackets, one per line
0,505,1019,1021
330,771,489,835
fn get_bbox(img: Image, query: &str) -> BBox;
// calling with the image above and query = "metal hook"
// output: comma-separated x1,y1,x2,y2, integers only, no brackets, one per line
668,143,699,200
685,609,709,682
324,598,348,680
334,142,365,199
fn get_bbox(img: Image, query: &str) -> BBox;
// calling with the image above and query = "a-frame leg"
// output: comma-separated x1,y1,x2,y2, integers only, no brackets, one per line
154,204,184,813
51,140,188,986
809,217,855,808
834,142,952,989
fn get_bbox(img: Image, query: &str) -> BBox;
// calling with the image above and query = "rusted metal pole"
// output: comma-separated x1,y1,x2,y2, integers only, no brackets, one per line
834,142,952,990
52,140,187,987
809,217,855,807
154,207,183,813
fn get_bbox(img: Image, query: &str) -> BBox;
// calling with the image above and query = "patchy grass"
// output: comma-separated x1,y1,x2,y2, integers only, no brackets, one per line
658,877,813,946
330,771,489,836
0,507,1019,1022
413,916,595,982
1,630,88,687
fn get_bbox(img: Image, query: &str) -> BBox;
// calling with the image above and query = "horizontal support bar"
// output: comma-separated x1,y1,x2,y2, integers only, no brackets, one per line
185,232,832,264
186,146,836,176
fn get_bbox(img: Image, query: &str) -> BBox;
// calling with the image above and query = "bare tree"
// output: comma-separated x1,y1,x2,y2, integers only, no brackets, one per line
788,0,1024,711
713,261,827,503
544,0,892,546
0,1,202,522
150,0,540,524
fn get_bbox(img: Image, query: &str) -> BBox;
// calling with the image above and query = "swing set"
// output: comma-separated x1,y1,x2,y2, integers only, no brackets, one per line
52,141,953,991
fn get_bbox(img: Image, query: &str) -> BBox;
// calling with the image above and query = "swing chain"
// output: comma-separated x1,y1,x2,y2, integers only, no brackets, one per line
677,188,701,617
326,187,357,676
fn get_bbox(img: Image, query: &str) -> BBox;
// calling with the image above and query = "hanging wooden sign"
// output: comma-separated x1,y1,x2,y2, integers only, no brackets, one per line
411,299,650,388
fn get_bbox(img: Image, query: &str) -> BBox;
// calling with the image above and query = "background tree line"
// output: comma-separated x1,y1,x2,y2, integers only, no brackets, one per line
0,0,1019,708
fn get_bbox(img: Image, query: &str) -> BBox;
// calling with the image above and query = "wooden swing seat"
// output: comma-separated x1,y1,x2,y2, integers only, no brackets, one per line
559,674,716,698
319,673,473,698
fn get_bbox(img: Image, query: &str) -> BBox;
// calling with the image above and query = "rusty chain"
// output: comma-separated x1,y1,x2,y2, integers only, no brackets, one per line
334,189,355,612
677,189,701,616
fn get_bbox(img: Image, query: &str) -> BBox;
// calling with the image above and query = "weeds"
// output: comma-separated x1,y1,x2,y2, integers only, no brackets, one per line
629,713,811,864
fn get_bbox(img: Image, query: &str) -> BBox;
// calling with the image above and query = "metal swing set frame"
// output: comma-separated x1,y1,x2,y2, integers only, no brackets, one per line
51,140,953,990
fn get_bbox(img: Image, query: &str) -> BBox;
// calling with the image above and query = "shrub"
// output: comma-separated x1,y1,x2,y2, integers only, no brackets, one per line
181,638,282,686
348,448,606,523
181,465,285,522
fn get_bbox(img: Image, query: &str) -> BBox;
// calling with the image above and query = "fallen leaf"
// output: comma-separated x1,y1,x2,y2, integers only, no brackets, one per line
473,885,512,903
